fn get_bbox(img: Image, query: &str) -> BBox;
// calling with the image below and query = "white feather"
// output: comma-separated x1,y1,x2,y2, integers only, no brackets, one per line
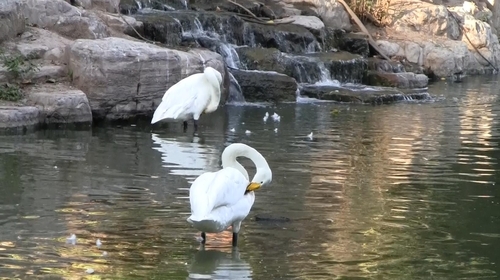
151,67,223,124
187,143,272,235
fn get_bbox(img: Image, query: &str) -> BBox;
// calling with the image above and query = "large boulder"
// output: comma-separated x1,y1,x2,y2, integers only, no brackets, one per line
281,0,352,31
26,84,92,125
0,0,26,44
230,69,297,102
68,37,228,120
22,0,110,39
2,28,73,64
0,105,39,129
379,0,500,77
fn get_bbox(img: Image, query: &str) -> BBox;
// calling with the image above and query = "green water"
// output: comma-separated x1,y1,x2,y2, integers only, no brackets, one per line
0,76,499,279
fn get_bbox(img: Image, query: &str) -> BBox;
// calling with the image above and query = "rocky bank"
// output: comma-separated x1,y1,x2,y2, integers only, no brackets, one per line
0,0,498,129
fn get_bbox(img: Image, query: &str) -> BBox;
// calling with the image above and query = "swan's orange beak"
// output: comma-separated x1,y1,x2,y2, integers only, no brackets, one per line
246,182,261,192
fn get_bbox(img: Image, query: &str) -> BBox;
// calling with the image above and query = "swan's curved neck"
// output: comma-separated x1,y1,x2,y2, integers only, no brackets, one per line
221,144,269,181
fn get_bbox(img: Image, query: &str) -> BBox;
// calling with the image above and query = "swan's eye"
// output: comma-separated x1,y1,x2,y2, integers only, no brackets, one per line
260,181,264,184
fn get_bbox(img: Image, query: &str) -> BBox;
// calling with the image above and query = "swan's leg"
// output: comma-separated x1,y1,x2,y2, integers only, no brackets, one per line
232,232,238,247
232,221,242,247
193,119,199,132
201,232,206,244
183,121,188,132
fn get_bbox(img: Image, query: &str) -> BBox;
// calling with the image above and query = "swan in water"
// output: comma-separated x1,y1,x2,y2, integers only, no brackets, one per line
151,66,223,132
187,143,272,247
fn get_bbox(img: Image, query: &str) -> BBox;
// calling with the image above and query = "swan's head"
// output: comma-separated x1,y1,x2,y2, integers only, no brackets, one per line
246,167,272,192
204,66,223,88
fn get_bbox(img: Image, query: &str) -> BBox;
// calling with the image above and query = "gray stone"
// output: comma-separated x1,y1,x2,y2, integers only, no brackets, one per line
92,0,120,13
282,0,352,31
26,84,92,124
230,69,297,102
22,0,110,39
32,65,68,83
276,15,325,36
363,71,429,89
0,105,39,129
0,0,26,44
68,37,228,120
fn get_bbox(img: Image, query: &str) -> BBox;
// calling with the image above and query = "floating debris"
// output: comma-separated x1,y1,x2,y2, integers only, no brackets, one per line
230,128,235,132
66,234,76,245
96,239,102,248
271,112,280,122
274,128,278,133
102,251,108,257
85,268,95,274
263,112,269,122
307,132,313,140
245,130,251,135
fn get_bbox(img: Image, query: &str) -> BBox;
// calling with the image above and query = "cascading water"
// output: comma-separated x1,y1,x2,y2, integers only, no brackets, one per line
124,2,430,105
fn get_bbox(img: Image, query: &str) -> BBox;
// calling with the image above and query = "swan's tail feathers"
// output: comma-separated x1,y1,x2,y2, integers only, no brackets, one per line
151,100,184,124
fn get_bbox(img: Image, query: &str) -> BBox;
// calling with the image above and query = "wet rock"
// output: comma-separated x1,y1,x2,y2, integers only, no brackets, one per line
133,9,320,54
120,0,187,14
227,72,244,103
0,0,26,44
237,47,366,84
68,37,228,120
300,84,431,104
188,0,296,19
23,0,110,39
336,32,370,58
26,84,92,124
0,105,39,129
367,57,406,73
363,71,429,89
230,69,297,102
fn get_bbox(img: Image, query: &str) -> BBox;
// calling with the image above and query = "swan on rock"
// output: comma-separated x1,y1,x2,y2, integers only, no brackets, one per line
151,66,223,132
187,143,272,247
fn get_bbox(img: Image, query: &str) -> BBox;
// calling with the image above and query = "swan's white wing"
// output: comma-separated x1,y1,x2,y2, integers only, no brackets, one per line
151,73,215,123
188,167,249,221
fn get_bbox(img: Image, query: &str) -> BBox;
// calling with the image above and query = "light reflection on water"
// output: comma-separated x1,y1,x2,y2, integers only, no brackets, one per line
0,76,499,279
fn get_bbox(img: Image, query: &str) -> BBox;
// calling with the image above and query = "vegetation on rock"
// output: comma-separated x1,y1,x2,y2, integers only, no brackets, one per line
0,50,40,102
346,0,392,26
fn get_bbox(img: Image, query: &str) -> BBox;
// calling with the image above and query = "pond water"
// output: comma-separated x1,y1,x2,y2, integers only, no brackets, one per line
1,76,500,279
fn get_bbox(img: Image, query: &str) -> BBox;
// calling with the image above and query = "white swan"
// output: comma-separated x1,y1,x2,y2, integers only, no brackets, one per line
187,143,272,247
151,66,223,132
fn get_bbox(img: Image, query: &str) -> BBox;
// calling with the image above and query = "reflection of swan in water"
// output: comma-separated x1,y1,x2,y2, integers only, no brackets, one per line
187,248,252,280
151,133,220,182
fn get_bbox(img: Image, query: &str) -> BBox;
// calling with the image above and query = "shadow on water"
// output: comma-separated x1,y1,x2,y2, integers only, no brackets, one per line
0,76,500,279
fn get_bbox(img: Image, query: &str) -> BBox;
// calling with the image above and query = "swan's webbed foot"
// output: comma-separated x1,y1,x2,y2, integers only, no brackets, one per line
183,121,188,133
232,232,238,247
201,232,206,245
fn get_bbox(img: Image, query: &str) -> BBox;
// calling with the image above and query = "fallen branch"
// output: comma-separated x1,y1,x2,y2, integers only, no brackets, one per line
336,0,391,61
